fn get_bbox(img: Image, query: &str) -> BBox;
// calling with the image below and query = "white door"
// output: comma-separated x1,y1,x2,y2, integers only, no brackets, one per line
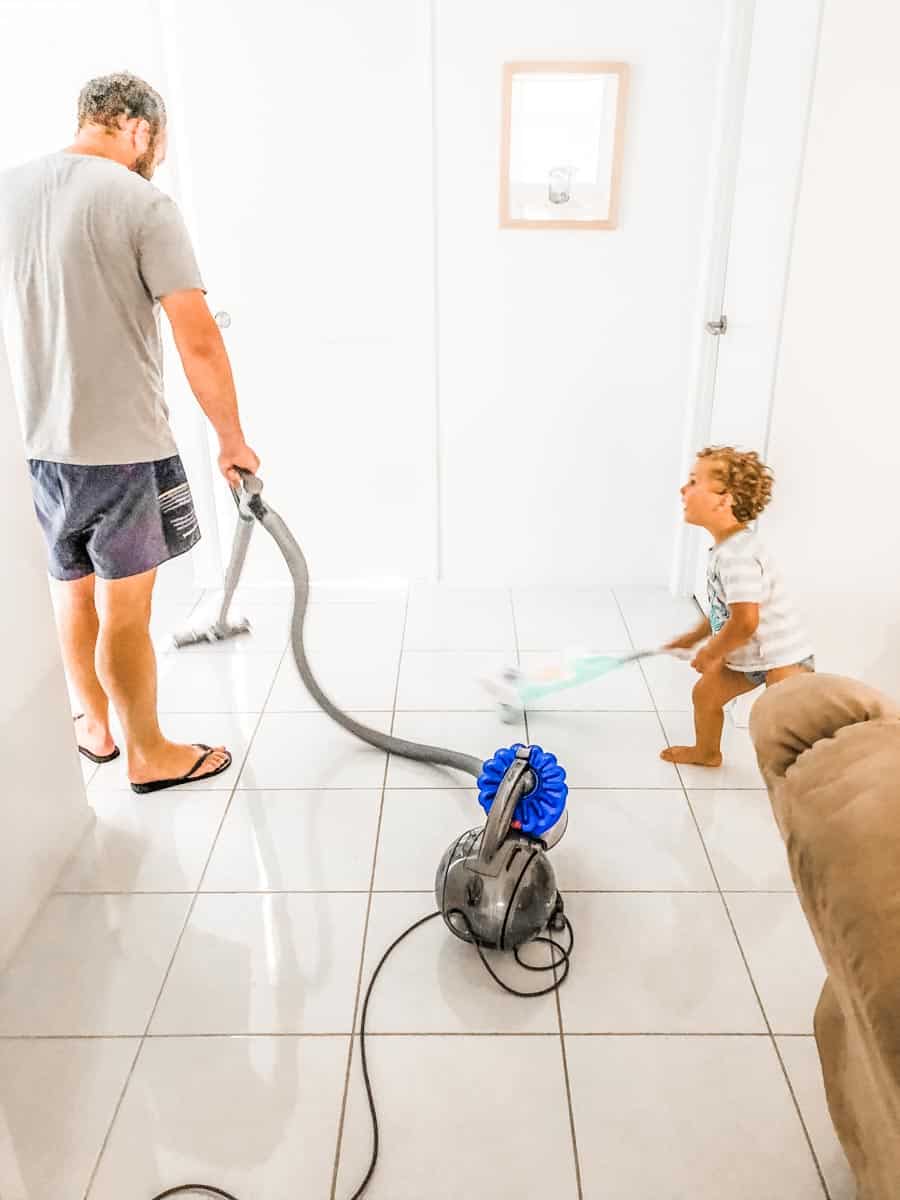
688,0,824,612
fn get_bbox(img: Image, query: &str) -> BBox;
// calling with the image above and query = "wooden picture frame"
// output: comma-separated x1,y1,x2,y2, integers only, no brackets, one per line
499,61,630,230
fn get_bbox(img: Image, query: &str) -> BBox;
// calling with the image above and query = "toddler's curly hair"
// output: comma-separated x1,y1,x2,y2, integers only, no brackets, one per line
697,446,774,524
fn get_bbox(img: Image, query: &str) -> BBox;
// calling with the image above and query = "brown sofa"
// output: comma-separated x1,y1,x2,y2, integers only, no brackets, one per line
750,672,900,1200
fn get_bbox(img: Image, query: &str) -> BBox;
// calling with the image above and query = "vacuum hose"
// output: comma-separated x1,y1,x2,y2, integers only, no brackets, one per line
150,472,566,1200
241,478,485,778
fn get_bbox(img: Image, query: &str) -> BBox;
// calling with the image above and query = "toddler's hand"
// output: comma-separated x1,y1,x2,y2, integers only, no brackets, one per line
691,644,722,674
665,633,698,652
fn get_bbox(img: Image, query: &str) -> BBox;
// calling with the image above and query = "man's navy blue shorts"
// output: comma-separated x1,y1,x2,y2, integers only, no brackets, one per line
28,454,202,581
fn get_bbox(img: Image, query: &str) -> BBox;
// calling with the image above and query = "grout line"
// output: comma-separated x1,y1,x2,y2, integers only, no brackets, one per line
85,783,768,793
77,1038,143,1200
544,1030,799,1038
511,603,569,980
554,983,585,1200
142,705,759,716
329,585,412,1200
1,1029,796,1042
81,630,291,1200
518,586,585,1196
717,892,831,1199
51,887,795,897
553,587,644,1196
58,588,811,1195
146,707,703,715
612,588,830,1199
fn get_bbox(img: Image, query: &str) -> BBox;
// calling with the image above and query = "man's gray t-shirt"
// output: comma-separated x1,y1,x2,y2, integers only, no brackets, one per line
0,150,205,465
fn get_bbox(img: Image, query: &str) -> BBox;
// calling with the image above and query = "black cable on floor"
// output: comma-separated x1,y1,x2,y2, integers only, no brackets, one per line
149,906,574,1200
345,910,443,1200
149,1187,239,1199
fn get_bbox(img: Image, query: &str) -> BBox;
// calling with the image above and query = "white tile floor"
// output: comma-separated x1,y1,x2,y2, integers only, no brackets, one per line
0,583,853,1200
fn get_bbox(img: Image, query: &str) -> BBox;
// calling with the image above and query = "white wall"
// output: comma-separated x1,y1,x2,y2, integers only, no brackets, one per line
0,0,181,965
0,0,220,596
0,0,163,171
435,0,725,584
762,0,900,696
0,3,774,597
166,0,438,587
159,0,727,587
0,337,92,967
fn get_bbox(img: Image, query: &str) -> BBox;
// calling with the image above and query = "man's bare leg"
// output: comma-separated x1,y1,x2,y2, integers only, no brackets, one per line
94,567,230,785
661,665,760,767
50,573,116,758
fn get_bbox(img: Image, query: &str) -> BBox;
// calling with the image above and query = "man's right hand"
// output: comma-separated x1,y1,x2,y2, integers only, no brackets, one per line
218,438,260,488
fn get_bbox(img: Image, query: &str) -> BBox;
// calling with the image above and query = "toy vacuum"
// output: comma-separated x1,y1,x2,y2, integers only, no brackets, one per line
481,645,693,723
160,469,574,1200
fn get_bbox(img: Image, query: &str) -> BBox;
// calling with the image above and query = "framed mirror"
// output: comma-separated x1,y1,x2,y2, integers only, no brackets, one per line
499,61,629,230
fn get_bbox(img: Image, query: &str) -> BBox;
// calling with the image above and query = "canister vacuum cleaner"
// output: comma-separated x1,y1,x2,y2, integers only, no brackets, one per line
159,470,574,1200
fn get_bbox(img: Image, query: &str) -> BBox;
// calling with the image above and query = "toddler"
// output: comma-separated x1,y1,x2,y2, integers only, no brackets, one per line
662,446,814,767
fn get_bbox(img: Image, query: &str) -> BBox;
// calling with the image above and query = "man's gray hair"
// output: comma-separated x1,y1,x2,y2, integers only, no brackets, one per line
77,72,166,133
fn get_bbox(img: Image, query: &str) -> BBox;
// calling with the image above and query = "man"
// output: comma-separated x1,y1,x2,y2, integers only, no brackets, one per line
0,71,259,793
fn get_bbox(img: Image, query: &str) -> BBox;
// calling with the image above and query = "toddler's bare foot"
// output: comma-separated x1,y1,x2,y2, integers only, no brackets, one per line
660,745,722,768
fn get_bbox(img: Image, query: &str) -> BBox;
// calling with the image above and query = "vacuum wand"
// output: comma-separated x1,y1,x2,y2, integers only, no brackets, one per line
178,468,485,777
172,472,262,648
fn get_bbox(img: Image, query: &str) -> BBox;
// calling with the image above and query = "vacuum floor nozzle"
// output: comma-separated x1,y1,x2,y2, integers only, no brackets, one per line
173,480,257,650
171,618,252,648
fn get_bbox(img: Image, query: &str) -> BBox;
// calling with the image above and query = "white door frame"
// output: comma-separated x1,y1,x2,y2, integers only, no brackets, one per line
670,0,756,600
670,0,824,602
156,0,225,592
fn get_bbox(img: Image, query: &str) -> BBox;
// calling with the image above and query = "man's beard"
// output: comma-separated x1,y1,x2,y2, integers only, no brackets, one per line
132,133,159,180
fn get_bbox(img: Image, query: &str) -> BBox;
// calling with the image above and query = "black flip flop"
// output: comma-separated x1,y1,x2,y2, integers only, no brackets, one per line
130,744,233,795
73,713,121,764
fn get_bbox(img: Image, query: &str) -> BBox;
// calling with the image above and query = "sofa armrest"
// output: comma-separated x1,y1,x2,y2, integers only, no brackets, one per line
750,672,898,786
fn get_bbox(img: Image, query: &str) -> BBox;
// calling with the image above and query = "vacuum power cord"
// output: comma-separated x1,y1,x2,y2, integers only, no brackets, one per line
149,909,574,1200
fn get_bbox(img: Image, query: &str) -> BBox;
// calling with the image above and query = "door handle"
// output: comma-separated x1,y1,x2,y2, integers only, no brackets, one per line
705,315,728,336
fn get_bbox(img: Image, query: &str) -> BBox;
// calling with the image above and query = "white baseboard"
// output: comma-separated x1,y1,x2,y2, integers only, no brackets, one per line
727,687,764,729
